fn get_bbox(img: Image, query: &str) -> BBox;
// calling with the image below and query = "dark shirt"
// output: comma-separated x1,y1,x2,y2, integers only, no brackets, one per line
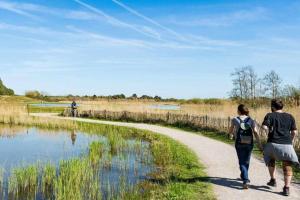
71,102,77,109
262,112,297,144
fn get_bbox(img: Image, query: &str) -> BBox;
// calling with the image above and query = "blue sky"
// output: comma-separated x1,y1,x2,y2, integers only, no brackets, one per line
0,0,300,98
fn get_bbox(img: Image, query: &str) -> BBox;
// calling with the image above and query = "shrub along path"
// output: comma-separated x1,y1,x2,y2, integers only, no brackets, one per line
33,113,300,200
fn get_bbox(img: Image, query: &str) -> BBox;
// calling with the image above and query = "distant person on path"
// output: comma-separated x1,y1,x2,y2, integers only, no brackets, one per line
71,100,77,117
229,104,262,189
262,99,299,196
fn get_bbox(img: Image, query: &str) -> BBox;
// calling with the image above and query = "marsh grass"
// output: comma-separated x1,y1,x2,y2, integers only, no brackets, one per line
0,167,4,198
41,163,56,200
56,158,101,200
89,141,103,167
8,165,38,200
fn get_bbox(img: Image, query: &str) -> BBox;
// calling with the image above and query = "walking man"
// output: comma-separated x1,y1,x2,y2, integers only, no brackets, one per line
262,99,299,196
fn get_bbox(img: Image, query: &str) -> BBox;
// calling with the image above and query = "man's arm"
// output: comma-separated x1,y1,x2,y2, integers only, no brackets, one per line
291,130,298,145
290,115,297,145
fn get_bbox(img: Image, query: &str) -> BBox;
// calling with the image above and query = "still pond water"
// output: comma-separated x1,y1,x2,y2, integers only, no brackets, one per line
30,103,180,111
0,124,154,199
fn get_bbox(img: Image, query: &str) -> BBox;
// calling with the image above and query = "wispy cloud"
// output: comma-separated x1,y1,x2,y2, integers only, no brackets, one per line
64,10,99,20
74,0,163,40
168,7,268,27
67,26,150,48
0,0,107,21
187,35,243,47
111,0,186,42
110,0,246,47
0,0,39,19
67,26,199,50
0,0,239,49
0,22,76,38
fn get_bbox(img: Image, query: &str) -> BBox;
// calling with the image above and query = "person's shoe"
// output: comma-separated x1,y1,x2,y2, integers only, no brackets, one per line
282,187,290,196
267,178,277,187
243,183,249,190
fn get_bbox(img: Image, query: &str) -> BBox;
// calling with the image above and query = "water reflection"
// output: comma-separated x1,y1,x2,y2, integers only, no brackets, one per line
0,124,27,138
0,124,155,200
71,130,77,145
0,124,100,170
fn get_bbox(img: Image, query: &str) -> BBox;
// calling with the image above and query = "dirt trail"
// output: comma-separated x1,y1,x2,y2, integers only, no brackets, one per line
33,113,300,200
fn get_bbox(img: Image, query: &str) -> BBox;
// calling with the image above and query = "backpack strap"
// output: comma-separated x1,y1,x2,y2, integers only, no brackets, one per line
237,116,251,123
237,117,243,123
244,117,251,123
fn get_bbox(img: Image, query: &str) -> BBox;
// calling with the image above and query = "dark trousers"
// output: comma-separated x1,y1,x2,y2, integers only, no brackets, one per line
235,144,253,183
71,109,77,117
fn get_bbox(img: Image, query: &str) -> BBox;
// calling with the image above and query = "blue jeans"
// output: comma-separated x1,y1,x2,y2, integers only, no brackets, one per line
235,144,253,183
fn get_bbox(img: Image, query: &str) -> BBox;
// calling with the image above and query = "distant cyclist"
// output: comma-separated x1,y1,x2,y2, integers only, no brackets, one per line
229,104,262,189
71,100,77,117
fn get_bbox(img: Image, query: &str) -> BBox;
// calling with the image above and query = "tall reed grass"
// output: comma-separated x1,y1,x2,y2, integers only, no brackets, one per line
0,103,77,130
66,99,300,128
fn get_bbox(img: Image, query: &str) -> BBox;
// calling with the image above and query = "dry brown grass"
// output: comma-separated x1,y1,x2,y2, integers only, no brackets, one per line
0,102,76,129
71,100,300,128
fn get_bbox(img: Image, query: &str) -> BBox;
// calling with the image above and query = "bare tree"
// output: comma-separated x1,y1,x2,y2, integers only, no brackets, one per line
282,85,300,106
231,67,247,99
230,66,259,99
248,66,259,99
263,70,282,99
256,78,265,98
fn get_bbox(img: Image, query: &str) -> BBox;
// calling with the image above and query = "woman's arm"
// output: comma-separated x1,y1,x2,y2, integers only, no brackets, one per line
229,119,235,140
253,125,263,151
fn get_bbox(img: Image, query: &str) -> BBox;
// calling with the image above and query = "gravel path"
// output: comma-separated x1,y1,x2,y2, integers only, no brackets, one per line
33,113,300,200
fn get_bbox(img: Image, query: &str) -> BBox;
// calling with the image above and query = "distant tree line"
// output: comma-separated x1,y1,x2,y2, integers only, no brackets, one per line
65,93,164,101
230,66,300,106
0,79,14,95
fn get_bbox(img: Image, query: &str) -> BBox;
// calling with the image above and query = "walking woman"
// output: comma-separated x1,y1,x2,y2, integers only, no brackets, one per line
229,104,262,189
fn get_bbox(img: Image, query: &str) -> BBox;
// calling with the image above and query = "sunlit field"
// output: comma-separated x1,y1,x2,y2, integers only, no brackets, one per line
66,99,300,128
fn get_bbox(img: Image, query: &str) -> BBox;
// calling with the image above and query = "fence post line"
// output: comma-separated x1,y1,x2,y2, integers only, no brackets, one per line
227,117,231,132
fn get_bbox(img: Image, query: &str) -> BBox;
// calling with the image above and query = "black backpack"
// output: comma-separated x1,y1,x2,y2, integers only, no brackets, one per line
236,117,253,145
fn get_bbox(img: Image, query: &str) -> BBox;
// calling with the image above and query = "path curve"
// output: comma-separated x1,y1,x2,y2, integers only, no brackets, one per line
33,113,300,200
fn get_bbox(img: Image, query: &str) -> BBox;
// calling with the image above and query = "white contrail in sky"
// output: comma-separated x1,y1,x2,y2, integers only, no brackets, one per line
74,0,163,41
0,1,39,19
111,0,187,42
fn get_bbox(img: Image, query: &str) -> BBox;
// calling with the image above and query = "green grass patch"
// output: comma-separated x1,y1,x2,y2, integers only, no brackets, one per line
27,106,65,113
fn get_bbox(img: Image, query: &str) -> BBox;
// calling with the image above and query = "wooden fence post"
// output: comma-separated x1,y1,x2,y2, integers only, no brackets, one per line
227,117,231,131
